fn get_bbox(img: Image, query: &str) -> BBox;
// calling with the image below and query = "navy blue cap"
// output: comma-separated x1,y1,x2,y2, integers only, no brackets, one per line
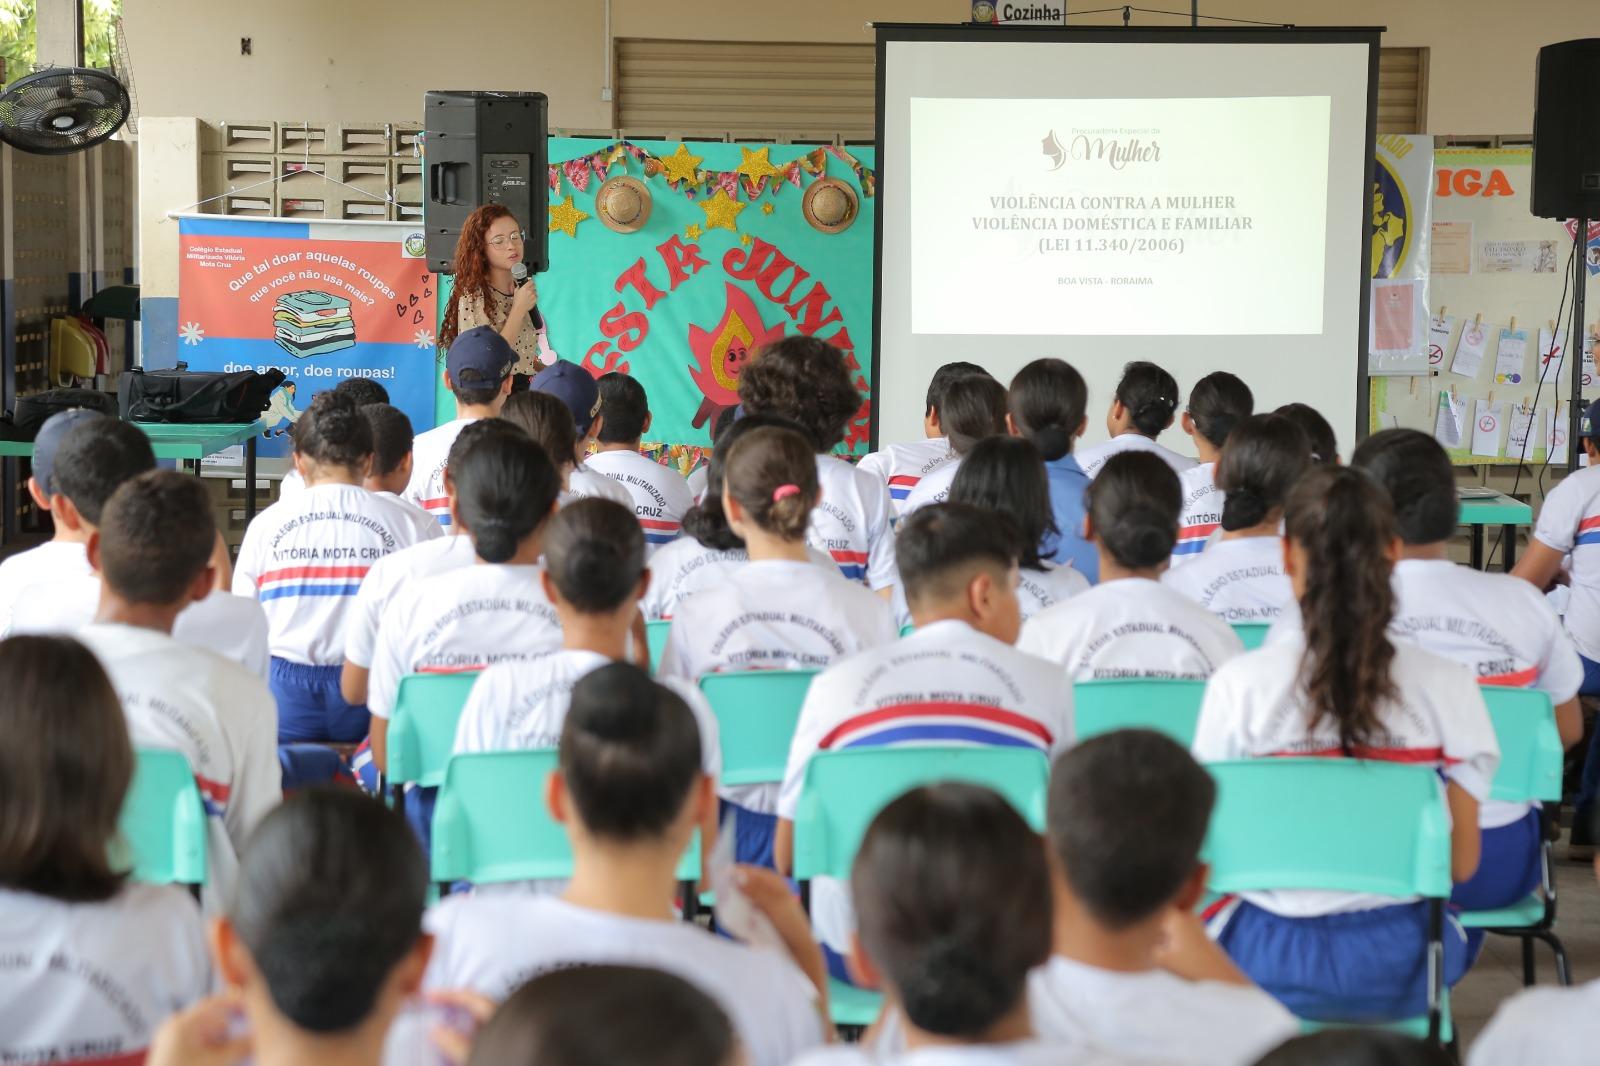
446,325,515,388
32,408,104,496
1583,398,1600,440
531,359,601,435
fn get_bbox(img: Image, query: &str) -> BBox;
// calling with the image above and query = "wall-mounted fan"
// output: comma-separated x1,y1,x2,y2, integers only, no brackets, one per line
0,67,130,155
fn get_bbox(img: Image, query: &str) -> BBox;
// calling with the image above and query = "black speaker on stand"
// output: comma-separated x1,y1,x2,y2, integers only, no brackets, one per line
1532,40,1600,466
423,90,549,275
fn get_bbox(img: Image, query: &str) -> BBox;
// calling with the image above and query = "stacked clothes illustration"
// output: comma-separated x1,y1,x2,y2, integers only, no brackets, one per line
274,290,356,357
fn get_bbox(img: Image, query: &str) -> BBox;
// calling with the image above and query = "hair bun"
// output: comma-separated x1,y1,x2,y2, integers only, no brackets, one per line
899,938,1012,1035
1105,506,1177,567
1220,487,1268,532
1029,423,1072,462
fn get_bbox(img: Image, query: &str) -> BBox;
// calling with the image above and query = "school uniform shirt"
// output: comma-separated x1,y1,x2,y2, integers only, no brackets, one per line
1019,577,1245,681
343,535,479,671
1160,536,1295,625
1016,562,1092,621
791,1042,1121,1066
1075,433,1197,480
858,438,958,517
583,448,697,553
899,456,961,516
0,539,97,635
811,453,898,589
233,482,432,666
686,464,708,503
566,463,634,507
453,648,722,778
278,466,304,500
1390,557,1584,830
778,620,1073,953
1192,637,1499,916
1043,453,1098,583
77,622,282,908
640,538,837,621
423,894,826,1066
365,562,562,719
403,416,476,526
377,489,446,544
1172,462,1222,564
0,883,210,1065
1531,463,1600,661
1466,979,1600,1066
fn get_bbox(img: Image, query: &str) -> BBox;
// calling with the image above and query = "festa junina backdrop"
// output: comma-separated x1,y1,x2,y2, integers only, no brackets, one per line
435,138,879,468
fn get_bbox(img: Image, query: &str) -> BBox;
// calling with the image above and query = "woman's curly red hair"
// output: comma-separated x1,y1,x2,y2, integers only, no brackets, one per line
438,203,515,352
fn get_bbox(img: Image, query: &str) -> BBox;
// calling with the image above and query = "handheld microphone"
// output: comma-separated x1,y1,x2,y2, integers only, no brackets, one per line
510,262,543,329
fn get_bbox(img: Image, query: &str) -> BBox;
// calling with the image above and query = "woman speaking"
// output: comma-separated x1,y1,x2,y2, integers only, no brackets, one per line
437,204,556,375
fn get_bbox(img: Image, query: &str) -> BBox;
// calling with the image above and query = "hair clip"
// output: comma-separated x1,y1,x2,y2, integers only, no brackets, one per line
772,483,802,501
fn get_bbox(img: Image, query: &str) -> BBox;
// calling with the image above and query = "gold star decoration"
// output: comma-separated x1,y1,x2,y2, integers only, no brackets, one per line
740,233,753,245
548,195,590,238
659,143,705,185
735,145,785,185
699,188,746,233
761,202,775,215
684,223,703,241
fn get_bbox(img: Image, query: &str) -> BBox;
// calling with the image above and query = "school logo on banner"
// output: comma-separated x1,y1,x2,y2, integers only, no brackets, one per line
1371,154,1411,280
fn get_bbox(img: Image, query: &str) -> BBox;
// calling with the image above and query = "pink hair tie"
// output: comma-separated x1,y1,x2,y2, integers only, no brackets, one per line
772,483,802,502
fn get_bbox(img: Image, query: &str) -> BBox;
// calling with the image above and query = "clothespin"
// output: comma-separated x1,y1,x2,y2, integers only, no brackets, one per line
1439,305,1448,318
1475,312,1483,329
1410,376,1417,396
1509,316,1518,334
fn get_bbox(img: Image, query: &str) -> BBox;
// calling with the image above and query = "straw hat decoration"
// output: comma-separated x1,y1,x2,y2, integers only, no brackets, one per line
595,175,653,233
803,176,859,234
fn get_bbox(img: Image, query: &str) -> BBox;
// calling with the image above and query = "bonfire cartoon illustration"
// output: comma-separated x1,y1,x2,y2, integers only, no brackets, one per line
686,283,786,432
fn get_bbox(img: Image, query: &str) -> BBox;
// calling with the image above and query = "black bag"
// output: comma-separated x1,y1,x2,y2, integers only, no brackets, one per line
119,364,286,424
10,388,118,439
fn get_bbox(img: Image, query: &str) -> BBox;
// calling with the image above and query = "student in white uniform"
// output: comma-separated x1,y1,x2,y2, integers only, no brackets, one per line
1009,358,1098,583
774,503,1073,976
403,325,515,527
499,389,632,508
1275,402,1339,466
531,358,623,504
1162,414,1310,624
858,360,988,516
235,390,433,745
78,471,281,904
738,335,896,591
1075,360,1196,479
424,664,829,1066
0,635,210,1063
276,376,390,501
1021,451,1244,680
900,373,1008,515
1172,371,1253,564
1192,465,1499,1023
792,785,1103,1066
585,372,696,553
1355,428,1583,923
366,423,564,773
949,435,1089,620
359,402,442,542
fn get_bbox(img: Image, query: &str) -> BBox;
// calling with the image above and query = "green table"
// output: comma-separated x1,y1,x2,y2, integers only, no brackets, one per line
1459,493,1534,571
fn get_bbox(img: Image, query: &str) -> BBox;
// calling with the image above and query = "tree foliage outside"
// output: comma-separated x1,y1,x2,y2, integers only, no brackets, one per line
0,0,123,83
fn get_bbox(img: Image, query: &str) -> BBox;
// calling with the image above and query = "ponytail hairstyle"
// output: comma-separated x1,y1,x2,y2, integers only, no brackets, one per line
1216,413,1311,532
1186,371,1254,449
722,424,818,542
1350,429,1458,547
1085,451,1181,568
1115,361,1181,438
292,390,374,473
852,784,1051,1038
681,413,808,551
500,391,578,470
543,498,645,613
939,374,1009,456
1284,466,1399,753
1007,358,1088,461
1275,403,1338,465
450,429,561,563
948,436,1057,571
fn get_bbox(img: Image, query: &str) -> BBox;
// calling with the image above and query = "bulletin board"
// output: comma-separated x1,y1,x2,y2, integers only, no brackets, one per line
1370,147,1598,466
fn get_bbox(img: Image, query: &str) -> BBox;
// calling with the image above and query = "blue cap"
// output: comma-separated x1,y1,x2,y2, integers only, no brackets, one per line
446,325,515,388
1584,398,1600,440
32,408,104,496
531,360,601,435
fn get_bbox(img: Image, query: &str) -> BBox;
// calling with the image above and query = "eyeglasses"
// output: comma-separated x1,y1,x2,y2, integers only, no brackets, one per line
487,230,527,247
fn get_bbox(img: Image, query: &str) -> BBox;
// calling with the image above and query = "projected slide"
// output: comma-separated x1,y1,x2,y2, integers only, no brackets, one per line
911,95,1331,336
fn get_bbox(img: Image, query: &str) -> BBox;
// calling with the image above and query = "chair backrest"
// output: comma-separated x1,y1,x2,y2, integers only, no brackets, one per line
1073,678,1208,747
1232,623,1271,650
388,672,481,788
117,747,207,886
791,746,1050,882
698,670,817,786
1481,687,1563,803
1202,758,1452,900
431,749,699,885
646,620,671,672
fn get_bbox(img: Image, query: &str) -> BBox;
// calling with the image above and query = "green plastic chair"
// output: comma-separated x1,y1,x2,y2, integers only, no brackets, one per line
698,670,817,786
791,745,1051,1029
387,672,481,804
646,620,671,673
431,749,700,913
117,748,207,895
1202,758,1453,1044
1232,623,1271,650
1073,679,1208,747
1458,687,1571,986
897,624,916,638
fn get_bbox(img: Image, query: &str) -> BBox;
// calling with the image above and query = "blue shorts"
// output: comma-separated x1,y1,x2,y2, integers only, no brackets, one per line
277,743,356,792
271,657,369,744
719,799,776,869
1452,809,1542,912
1215,899,1469,1022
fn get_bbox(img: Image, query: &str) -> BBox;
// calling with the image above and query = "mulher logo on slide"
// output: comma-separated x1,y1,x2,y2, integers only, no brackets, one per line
1042,128,1162,171
1042,130,1066,170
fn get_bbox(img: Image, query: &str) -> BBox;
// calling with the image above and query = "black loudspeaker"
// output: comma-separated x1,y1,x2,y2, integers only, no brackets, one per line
423,90,548,273
1532,40,1600,220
